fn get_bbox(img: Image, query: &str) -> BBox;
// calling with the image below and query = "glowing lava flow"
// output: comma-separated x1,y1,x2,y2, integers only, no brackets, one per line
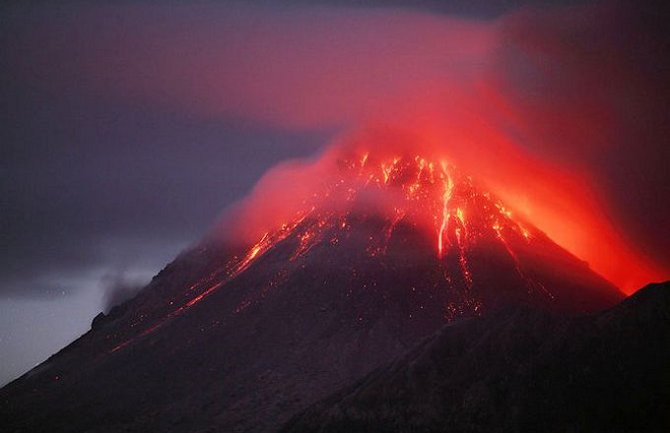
259,150,557,286
338,152,556,293
109,149,583,353
437,163,454,258
109,212,312,353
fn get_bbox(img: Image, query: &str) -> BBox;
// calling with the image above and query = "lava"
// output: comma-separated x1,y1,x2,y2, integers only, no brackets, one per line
218,146,553,276
230,148,550,298
109,145,622,354
109,214,312,353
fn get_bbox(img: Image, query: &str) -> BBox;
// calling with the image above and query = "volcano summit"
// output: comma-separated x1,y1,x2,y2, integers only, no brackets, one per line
1,143,626,432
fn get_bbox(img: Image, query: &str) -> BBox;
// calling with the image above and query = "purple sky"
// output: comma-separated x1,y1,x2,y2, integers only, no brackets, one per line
1,0,668,385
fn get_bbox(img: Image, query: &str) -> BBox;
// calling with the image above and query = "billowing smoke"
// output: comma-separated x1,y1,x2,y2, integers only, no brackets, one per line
101,273,145,313
7,2,668,292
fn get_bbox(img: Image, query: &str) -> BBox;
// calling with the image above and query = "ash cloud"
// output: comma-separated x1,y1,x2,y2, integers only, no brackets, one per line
1,1,668,296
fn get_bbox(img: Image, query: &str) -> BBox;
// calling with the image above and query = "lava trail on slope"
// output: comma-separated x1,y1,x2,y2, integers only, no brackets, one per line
0,148,623,433
105,150,622,355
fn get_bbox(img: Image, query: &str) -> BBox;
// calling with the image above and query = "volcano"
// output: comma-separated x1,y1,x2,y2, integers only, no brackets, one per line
0,147,624,432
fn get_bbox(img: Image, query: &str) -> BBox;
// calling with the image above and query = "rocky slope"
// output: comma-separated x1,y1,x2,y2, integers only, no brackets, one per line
282,282,670,433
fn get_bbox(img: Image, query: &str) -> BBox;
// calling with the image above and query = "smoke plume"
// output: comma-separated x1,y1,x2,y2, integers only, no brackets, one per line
6,2,668,292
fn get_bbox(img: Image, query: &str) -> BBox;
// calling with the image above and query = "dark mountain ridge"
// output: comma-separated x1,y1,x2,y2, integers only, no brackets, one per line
0,153,625,432
282,282,670,433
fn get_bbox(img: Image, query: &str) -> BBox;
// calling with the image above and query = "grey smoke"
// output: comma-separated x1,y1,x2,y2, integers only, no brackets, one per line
101,273,146,313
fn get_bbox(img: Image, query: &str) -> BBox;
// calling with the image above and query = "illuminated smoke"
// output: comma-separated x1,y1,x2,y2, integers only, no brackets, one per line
215,120,665,293
107,124,636,354
8,3,667,292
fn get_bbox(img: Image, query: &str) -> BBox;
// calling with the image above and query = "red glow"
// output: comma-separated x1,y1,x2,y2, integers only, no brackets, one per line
217,127,665,294
115,143,630,354
24,4,663,293
221,141,540,266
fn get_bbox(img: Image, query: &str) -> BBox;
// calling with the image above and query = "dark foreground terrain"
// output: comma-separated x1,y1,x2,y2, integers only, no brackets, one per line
1,276,667,433
283,282,670,433
0,195,625,433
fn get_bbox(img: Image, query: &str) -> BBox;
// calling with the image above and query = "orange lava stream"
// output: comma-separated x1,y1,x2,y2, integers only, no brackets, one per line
110,211,313,353
110,149,616,354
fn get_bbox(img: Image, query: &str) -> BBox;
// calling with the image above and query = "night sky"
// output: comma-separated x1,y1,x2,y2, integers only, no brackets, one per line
1,0,668,385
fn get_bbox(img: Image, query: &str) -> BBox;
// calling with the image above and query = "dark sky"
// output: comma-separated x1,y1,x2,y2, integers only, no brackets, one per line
1,0,668,385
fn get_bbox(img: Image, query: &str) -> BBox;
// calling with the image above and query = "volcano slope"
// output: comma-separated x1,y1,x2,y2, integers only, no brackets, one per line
0,152,623,433
282,282,670,433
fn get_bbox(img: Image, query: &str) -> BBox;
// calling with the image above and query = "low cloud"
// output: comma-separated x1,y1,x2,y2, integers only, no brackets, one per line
101,273,146,313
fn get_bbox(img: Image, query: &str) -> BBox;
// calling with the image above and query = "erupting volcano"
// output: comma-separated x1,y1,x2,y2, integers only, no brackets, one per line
3,2,669,430
0,136,627,433
190,139,622,317
106,141,623,355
